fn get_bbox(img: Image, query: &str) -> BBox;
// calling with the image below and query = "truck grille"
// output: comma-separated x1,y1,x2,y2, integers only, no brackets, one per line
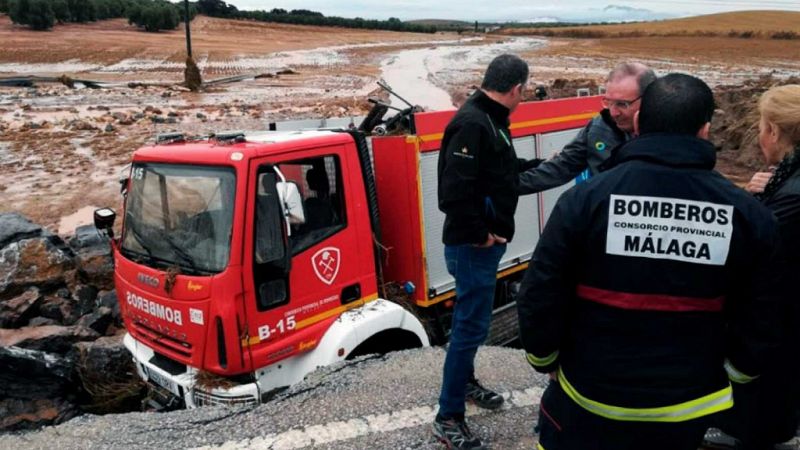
132,321,193,358
193,389,258,408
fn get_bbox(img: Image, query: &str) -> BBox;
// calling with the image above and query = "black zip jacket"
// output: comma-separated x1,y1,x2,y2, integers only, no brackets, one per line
438,90,540,245
517,133,783,419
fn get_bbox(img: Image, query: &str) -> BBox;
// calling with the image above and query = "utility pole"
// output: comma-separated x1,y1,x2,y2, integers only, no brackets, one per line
185,0,193,58
183,0,202,91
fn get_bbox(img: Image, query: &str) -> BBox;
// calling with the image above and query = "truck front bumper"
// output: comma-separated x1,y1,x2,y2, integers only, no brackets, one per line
123,333,260,408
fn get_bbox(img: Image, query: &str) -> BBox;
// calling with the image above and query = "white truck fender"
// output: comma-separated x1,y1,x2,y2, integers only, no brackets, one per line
254,298,429,392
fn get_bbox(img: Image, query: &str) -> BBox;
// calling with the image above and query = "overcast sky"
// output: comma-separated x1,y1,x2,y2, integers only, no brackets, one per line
223,0,800,22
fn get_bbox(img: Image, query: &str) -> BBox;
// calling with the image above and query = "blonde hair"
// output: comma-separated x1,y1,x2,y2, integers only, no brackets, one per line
758,84,800,145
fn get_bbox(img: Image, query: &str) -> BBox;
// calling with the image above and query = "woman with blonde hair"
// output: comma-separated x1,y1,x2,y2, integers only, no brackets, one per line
709,84,800,449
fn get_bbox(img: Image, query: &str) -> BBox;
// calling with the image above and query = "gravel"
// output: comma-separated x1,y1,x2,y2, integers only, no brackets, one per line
1,345,797,450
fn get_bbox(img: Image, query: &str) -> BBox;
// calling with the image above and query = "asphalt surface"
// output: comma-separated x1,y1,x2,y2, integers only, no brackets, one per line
0,346,545,450
1,346,798,450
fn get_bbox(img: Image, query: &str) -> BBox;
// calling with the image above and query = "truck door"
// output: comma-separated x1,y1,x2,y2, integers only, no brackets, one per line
241,144,376,373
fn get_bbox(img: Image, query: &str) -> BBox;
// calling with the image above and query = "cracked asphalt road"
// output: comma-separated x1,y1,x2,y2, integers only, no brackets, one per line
2,346,798,450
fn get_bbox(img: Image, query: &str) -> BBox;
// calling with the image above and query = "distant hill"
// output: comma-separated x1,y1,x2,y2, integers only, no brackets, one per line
499,10,800,38
406,19,473,31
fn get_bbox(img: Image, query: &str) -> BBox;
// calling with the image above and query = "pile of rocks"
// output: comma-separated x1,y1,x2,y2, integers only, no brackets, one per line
0,213,143,432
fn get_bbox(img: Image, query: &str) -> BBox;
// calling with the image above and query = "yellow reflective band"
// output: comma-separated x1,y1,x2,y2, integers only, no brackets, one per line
724,358,759,384
526,351,559,368
537,444,546,450
558,368,733,422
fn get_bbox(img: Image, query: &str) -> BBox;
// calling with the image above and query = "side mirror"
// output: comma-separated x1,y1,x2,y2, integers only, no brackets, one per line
94,207,116,238
276,181,305,227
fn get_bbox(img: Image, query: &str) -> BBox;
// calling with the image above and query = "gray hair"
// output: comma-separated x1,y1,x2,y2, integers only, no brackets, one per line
607,62,657,95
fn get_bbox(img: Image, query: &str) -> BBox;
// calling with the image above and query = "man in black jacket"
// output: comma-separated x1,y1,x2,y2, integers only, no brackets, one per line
517,73,783,450
434,54,540,450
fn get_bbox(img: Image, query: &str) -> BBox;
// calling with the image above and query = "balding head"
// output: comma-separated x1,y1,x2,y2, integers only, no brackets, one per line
607,62,657,96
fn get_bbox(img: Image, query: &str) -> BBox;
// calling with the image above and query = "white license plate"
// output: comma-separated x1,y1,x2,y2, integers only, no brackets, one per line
144,366,180,397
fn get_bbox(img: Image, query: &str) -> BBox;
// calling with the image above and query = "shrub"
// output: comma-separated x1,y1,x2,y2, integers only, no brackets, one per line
9,0,55,30
128,1,179,32
52,0,69,22
772,31,799,40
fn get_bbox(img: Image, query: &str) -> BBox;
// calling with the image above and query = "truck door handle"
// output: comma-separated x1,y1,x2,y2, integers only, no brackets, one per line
341,283,361,305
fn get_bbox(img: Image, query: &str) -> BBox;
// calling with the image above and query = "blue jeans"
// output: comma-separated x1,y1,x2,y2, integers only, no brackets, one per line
438,243,506,418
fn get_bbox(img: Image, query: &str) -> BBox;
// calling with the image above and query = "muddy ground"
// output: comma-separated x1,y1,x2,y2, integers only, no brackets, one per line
1,15,799,233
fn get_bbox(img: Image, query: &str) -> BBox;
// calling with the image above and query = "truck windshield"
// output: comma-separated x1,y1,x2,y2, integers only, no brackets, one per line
121,163,236,275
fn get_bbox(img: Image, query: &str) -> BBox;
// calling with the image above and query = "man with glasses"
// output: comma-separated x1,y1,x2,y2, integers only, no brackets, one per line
518,62,656,195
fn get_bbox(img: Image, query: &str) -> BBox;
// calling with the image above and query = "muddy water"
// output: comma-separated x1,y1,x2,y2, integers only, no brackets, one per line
378,37,547,111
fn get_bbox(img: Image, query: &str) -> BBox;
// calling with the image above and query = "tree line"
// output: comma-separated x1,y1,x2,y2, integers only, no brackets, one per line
0,0,437,33
194,0,437,33
0,0,195,31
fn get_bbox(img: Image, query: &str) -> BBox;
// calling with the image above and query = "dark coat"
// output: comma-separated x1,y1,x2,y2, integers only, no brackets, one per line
517,133,783,421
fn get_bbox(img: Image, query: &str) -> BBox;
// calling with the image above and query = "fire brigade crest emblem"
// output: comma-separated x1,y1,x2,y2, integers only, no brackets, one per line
312,247,341,285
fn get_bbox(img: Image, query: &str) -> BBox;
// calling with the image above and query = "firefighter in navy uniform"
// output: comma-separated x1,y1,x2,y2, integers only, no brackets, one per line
517,73,783,450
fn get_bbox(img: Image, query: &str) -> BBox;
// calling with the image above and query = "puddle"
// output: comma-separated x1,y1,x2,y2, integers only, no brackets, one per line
58,205,101,235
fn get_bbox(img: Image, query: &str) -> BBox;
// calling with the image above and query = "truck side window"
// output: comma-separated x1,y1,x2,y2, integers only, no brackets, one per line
277,156,346,254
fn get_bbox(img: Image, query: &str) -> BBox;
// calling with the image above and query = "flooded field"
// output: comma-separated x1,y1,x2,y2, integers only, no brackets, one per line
2,14,800,233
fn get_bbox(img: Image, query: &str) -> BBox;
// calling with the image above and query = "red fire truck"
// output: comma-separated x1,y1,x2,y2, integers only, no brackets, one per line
94,95,601,408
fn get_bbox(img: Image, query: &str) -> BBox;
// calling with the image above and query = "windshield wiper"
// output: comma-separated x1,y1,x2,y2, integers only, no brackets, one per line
124,220,159,265
161,233,207,275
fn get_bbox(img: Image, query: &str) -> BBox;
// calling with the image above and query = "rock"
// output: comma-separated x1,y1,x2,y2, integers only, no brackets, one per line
111,112,127,121
77,306,113,335
0,398,79,432
0,237,74,299
74,335,145,414
167,111,179,117
28,317,58,326
74,335,130,379
0,325,99,353
133,112,145,120
196,112,206,119
69,225,113,290
0,287,42,328
0,213,44,249
72,284,98,316
0,346,74,397
96,289,121,324
69,224,105,250
38,296,78,325
104,123,115,133
145,106,163,115
0,346,79,432
151,115,166,124
68,120,98,131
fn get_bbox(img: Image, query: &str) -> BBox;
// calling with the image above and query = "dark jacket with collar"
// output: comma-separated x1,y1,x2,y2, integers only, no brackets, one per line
518,109,629,194
517,133,782,420
438,90,538,245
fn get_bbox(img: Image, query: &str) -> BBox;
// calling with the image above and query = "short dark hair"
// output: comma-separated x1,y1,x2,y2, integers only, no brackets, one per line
481,54,529,93
638,73,715,136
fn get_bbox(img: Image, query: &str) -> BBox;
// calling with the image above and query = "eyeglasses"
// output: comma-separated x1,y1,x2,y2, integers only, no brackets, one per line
602,96,641,111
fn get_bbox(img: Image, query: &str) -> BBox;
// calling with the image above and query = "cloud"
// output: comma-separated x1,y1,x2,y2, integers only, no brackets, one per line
223,1,799,22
